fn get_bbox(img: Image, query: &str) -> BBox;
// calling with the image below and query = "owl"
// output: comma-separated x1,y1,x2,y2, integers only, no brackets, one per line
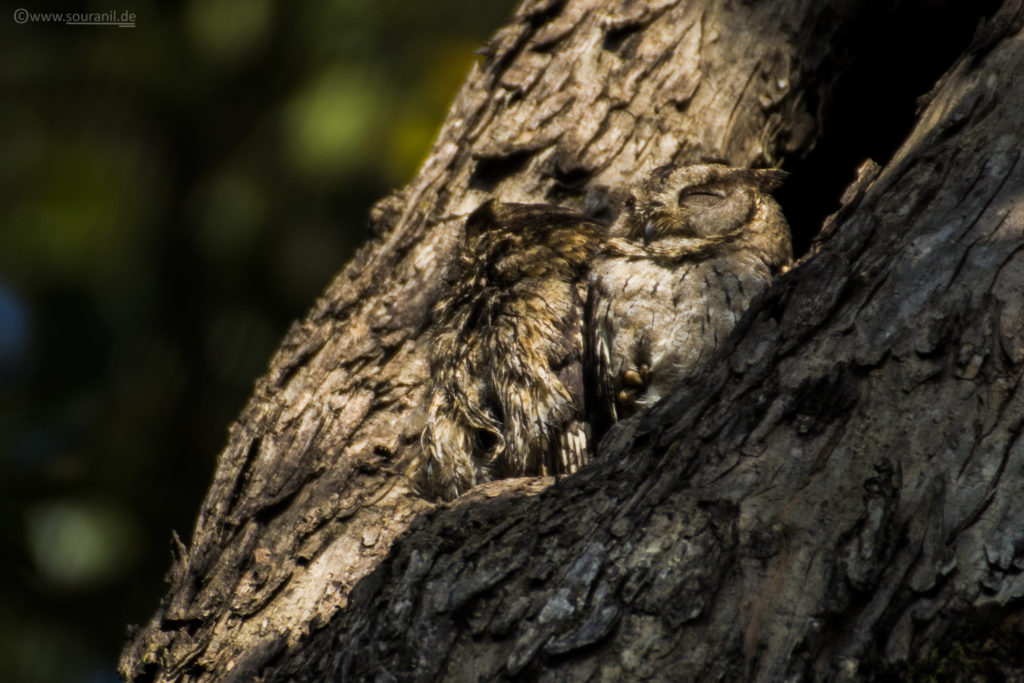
417,200,605,500
588,163,791,427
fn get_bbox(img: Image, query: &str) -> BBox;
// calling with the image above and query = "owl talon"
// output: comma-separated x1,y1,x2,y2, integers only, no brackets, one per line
617,385,644,409
623,369,644,387
617,365,650,412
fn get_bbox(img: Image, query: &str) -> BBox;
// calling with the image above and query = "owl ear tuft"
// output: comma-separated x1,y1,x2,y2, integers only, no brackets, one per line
465,199,498,238
743,168,789,192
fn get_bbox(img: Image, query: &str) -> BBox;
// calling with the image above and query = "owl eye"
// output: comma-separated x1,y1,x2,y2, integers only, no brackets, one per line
678,188,724,206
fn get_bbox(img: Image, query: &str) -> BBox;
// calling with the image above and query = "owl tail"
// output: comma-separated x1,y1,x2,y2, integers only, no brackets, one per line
557,419,591,475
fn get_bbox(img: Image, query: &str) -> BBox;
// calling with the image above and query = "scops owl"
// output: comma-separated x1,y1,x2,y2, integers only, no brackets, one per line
589,163,792,426
418,200,605,500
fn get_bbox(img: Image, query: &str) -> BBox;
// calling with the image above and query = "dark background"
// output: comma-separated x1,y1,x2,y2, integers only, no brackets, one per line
0,2,515,681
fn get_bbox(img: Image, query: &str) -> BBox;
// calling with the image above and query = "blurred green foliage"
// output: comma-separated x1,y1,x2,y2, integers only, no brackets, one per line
0,0,515,680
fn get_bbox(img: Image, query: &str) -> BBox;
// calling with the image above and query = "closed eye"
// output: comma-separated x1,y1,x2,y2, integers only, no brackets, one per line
678,188,725,206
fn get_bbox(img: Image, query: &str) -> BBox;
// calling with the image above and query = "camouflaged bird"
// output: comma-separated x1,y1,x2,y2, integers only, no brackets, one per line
588,163,792,427
417,200,605,500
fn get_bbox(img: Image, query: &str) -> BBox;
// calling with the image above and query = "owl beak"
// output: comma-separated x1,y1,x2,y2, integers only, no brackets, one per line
643,220,655,245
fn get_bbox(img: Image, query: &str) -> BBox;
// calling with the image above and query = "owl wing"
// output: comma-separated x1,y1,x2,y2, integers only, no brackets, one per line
495,257,594,479
419,200,611,498
473,202,604,478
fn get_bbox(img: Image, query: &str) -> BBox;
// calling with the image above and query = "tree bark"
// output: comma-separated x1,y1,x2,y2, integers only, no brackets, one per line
119,0,1024,680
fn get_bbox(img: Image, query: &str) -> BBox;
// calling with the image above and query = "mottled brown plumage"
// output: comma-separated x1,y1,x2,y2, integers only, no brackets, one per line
417,200,605,500
589,164,792,424
416,164,790,499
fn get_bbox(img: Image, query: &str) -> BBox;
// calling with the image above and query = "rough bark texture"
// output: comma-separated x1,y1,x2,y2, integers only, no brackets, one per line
120,0,1024,680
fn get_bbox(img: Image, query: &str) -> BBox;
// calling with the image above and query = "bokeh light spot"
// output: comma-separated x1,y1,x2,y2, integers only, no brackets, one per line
25,500,141,590
185,0,272,64
0,283,29,381
283,68,381,178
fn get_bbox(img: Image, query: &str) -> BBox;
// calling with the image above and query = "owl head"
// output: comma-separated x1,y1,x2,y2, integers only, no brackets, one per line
620,163,788,246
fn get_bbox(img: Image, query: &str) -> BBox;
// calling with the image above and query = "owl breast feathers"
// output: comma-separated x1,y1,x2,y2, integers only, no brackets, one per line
589,163,792,424
416,164,791,500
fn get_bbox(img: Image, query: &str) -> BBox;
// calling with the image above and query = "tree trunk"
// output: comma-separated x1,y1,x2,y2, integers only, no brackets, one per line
119,0,1024,680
